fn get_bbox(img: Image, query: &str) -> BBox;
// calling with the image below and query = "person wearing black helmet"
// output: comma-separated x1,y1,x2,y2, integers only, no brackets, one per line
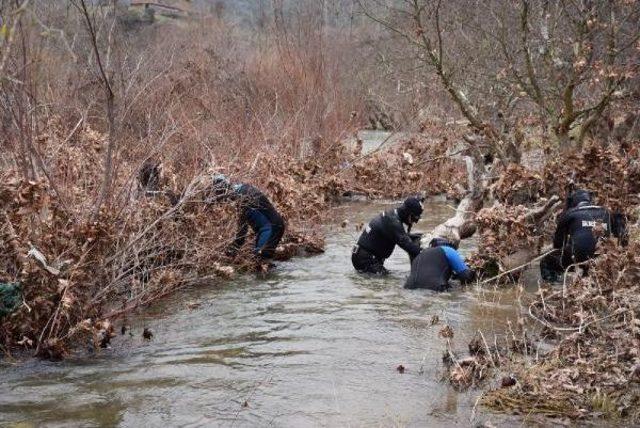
540,188,627,281
351,196,424,274
404,235,476,291
211,174,285,260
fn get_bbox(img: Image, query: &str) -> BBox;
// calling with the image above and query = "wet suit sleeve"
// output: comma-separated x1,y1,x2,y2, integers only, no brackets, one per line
553,211,571,249
389,218,421,258
611,212,629,247
229,209,249,253
441,246,469,273
442,246,476,283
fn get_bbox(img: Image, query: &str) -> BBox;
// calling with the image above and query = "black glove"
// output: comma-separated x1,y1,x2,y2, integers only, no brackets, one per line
456,269,476,284
409,233,423,245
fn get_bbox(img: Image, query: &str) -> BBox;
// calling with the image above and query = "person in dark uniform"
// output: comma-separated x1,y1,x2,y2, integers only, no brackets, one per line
351,196,424,274
540,189,627,281
404,236,475,291
211,174,285,260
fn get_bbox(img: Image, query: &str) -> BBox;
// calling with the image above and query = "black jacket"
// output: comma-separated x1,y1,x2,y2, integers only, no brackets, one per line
356,208,421,260
232,184,284,248
553,204,624,262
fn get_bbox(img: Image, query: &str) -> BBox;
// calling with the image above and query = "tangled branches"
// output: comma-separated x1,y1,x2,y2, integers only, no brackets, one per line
472,204,544,271
492,164,543,206
470,240,640,421
350,134,467,198
0,121,467,359
469,143,638,278
544,144,639,213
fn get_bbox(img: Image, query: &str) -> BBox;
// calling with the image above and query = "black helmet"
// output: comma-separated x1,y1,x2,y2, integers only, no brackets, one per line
401,196,424,223
567,189,592,209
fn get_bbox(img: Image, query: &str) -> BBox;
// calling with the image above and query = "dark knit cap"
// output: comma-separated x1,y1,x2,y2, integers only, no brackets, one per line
402,196,424,218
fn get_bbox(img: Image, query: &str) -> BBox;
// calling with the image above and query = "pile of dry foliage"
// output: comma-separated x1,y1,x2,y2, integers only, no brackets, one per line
483,239,640,421
468,144,639,276
0,120,463,359
443,239,640,422
350,131,467,198
441,143,640,422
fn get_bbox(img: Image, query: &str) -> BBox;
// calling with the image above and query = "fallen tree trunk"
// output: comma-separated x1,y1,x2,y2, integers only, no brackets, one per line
419,141,563,279
421,152,485,246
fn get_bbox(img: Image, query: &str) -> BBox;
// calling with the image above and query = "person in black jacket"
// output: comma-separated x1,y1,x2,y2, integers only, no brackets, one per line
211,174,285,260
405,236,476,291
351,196,424,274
540,189,627,281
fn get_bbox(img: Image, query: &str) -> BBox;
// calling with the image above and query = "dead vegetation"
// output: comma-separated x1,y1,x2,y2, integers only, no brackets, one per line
349,129,467,198
2,2,640,425
467,143,639,279
480,240,640,422
0,119,464,359
441,146,640,421
0,2,466,358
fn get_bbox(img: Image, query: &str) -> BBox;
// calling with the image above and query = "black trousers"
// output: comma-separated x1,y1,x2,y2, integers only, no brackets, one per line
351,245,388,275
540,247,590,282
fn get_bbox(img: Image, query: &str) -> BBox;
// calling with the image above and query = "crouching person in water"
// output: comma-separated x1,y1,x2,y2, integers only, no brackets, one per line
540,189,627,281
211,174,286,260
404,236,475,291
352,197,424,275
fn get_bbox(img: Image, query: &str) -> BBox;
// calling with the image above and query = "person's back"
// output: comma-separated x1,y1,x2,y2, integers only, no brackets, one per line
357,209,408,260
553,189,626,262
234,184,284,231
352,197,423,274
405,247,452,291
210,175,285,260
404,237,475,291
541,188,626,281
555,204,613,262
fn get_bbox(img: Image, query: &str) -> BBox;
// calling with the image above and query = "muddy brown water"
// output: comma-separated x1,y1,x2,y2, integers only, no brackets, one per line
0,201,538,427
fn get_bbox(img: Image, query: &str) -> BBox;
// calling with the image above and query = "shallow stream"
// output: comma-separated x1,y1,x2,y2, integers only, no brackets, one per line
0,201,532,427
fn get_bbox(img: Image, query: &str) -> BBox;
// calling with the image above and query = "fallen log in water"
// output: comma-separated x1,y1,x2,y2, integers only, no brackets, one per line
421,153,485,246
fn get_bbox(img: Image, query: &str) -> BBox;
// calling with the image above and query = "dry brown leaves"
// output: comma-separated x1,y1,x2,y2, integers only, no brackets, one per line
492,163,543,205
543,144,639,213
470,143,638,276
350,134,467,199
0,172,117,358
481,239,640,421
0,119,469,359
476,204,541,257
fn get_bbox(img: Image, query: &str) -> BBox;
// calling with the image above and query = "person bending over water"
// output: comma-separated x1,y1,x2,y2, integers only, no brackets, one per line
352,196,423,275
540,188,627,282
404,236,475,291
211,174,285,260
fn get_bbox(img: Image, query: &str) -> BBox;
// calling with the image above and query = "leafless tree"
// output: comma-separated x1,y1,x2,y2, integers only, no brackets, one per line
70,0,117,220
359,0,640,161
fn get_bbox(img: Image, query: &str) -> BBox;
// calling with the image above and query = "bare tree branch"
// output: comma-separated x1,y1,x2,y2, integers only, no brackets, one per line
71,0,117,220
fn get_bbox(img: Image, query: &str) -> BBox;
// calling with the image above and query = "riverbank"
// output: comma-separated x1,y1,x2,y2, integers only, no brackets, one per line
0,200,524,427
2,2,638,425
2,139,639,425
0,126,466,359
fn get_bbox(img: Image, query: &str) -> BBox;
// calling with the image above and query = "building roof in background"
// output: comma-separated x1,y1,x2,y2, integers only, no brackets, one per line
130,1,192,13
